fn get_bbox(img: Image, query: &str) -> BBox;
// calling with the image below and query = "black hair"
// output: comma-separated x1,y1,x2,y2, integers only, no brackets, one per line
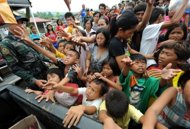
64,12,75,20
109,11,138,38
105,90,129,118
93,11,102,17
130,54,147,63
162,42,190,61
46,68,64,80
178,71,190,89
134,2,147,14
63,41,75,48
95,28,110,47
102,57,121,76
46,24,55,33
91,79,109,96
164,23,187,41
99,3,106,10
58,39,67,45
149,7,164,24
68,49,80,59
84,18,93,29
56,19,63,25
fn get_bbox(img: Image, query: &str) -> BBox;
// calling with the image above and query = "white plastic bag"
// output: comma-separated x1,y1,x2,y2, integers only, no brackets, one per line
169,0,190,11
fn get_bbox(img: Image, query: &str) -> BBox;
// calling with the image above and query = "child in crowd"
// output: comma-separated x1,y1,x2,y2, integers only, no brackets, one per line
25,68,78,106
94,57,122,90
45,79,109,128
120,53,179,114
142,70,190,129
45,24,58,48
99,90,167,129
99,90,144,129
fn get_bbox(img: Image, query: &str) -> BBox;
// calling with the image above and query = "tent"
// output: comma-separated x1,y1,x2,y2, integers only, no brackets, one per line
8,0,31,10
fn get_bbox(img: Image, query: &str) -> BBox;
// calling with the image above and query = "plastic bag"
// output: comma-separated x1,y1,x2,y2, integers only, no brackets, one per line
169,0,190,11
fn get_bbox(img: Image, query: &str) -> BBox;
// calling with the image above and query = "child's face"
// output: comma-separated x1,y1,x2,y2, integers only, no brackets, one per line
96,33,106,46
183,80,190,108
168,27,184,41
64,50,78,65
47,73,61,83
58,42,65,53
158,48,177,68
66,16,75,26
64,44,74,54
86,81,101,101
102,64,113,77
130,59,146,74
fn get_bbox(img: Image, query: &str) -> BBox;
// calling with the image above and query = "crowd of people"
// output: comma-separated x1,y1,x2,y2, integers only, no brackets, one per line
0,0,190,129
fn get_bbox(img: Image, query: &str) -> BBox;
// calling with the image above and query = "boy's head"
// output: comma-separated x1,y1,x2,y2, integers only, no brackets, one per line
149,7,164,24
86,79,108,101
57,40,67,54
63,41,75,54
134,2,146,22
46,68,64,83
106,90,129,118
99,3,106,15
158,42,190,68
178,71,190,108
130,54,147,75
64,49,80,65
64,12,75,26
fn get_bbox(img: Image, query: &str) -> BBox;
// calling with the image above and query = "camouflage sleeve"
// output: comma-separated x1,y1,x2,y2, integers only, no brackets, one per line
0,42,36,86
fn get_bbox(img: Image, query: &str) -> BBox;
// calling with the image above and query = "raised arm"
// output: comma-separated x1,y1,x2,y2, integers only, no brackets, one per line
161,0,188,29
120,56,133,76
142,87,177,129
13,26,57,63
136,0,154,31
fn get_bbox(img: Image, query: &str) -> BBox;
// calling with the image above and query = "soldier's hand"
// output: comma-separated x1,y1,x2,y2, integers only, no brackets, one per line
35,79,47,87
13,25,30,41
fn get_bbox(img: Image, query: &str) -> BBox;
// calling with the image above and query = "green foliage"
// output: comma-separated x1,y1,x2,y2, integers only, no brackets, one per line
34,12,63,19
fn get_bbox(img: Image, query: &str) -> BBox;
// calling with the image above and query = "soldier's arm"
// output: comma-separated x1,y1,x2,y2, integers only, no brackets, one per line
23,38,57,63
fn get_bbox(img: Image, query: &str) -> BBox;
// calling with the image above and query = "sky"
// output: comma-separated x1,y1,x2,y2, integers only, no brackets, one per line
30,0,120,13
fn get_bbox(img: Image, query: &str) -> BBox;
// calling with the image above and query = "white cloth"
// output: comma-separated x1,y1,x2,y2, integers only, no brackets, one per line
54,91,78,106
78,88,103,110
140,22,164,67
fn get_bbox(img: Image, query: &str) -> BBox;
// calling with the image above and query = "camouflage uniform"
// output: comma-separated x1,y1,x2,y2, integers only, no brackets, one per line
0,34,49,89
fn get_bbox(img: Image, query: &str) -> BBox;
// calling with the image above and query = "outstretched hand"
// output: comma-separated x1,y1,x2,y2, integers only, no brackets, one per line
63,105,84,128
161,63,181,80
11,25,30,42
35,90,55,103
121,56,133,66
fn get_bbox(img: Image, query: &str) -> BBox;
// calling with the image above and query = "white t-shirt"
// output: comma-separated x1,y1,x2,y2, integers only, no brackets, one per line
54,91,78,107
140,22,164,67
78,87,103,110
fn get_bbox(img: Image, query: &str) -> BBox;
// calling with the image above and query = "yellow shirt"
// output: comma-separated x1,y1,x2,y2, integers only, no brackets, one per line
99,101,143,129
55,50,65,59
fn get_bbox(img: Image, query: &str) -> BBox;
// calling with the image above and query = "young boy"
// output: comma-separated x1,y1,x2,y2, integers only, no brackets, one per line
99,90,143,129
45,78,109,128
98,90,167,129
120,54,179,114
